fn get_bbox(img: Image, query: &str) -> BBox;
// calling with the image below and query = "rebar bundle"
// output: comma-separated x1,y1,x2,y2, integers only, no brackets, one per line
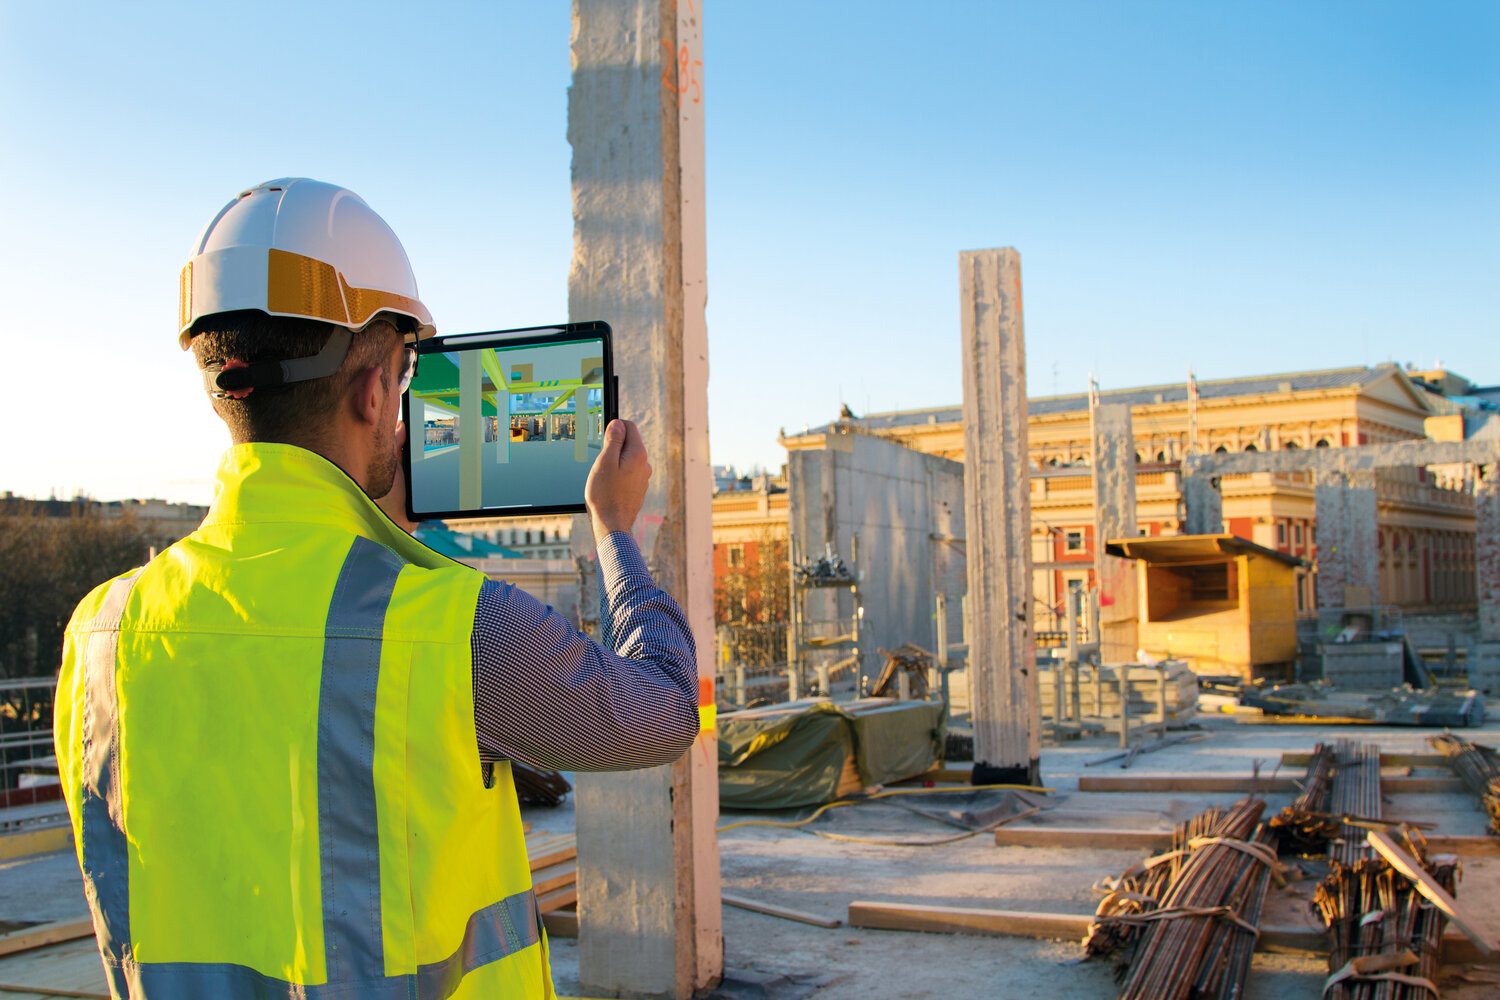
1269,741,1340,851
1429,732,1500,836
1313,831,1459,1000
1329,740,1382,867
1086,800,1277,1000
513,763,572,807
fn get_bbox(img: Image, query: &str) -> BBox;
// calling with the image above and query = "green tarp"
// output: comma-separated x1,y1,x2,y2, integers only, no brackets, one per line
718,699,945,810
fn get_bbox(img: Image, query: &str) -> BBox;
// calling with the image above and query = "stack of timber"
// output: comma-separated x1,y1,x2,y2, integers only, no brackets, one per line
1313,831,1461,1000
870,644,934,699
1268,741,1340,851
1037,660,1198,723
525,830,579,921
1429,733,1500,836
1085,800,1277,1000
1239,682,1485,727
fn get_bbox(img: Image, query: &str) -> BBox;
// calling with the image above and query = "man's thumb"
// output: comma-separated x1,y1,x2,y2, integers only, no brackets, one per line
601,419,625,455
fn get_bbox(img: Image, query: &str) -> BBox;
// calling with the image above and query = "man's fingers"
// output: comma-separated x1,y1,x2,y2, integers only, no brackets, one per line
600,419,626,463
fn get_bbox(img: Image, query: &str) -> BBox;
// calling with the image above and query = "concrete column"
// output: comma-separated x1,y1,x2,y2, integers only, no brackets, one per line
409,396,426,461
959,248,1039,786
1314,465,1378,610
1091,402,1138,662
458,350,483,509
568,1,722,995
1472,464,1500,693
1181,473,1222,535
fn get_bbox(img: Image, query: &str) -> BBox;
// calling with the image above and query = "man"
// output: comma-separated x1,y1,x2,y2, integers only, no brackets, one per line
54,178,699,998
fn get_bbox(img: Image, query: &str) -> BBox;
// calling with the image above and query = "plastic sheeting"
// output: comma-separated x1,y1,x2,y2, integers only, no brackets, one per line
718,699,945,810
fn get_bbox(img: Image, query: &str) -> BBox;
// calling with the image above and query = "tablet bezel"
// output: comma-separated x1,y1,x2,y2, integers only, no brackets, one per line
402,321,616,522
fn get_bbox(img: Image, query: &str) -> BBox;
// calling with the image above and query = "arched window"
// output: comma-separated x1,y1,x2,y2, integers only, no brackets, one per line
1135,452,1145,463
1214,445,1229,454
1155,450,1166,461
1283,440,1300,450
1315,439,1331,448
1244,443,1258,452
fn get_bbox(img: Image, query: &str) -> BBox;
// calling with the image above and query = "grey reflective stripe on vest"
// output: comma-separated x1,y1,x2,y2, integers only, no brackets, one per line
78,539,543,999
318,535,405,983
79,570,142,1000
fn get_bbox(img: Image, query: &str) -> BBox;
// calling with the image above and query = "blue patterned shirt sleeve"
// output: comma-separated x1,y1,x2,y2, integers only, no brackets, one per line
470,531,699,771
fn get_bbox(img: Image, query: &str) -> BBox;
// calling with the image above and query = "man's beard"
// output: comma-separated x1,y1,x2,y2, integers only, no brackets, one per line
366,418,400,501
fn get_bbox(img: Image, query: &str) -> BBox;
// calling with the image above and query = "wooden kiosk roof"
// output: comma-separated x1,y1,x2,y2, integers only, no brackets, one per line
1104,533,1307,568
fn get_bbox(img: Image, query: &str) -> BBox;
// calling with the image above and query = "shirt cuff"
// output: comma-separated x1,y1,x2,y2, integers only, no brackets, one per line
596,531,651,591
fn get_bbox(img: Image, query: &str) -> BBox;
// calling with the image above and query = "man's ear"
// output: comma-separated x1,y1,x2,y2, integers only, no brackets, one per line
348,364,385,428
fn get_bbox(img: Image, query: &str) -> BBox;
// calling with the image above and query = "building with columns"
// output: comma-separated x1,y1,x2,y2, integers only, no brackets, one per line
713,364,1489,634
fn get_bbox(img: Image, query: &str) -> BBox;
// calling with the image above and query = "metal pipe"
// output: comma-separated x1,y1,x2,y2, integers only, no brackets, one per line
1119,664,1130,750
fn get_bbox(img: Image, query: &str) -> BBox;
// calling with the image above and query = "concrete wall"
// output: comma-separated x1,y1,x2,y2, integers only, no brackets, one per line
788,428,965,685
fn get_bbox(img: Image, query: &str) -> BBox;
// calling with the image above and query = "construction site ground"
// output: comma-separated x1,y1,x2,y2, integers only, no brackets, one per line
2,714,1498,998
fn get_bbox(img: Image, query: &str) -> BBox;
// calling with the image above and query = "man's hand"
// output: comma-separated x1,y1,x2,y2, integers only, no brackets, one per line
585,419,650,541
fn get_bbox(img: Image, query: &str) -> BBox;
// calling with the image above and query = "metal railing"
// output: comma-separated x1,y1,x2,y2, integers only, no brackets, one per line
1,677,62,819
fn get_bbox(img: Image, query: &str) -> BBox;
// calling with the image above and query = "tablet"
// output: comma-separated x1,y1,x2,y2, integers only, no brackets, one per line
403,321,616,520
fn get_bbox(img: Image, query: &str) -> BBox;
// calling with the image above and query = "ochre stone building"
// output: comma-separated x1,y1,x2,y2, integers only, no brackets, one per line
713,364,1485,632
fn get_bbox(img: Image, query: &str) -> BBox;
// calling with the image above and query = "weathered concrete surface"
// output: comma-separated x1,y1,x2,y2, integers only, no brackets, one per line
567,1,722,994
787,429,965,685
1182,437,1500,476
959,248,1039,785
1475,463,1500,693
1091,403,1138,661
1313,467,1378,610
1180,474,1223,536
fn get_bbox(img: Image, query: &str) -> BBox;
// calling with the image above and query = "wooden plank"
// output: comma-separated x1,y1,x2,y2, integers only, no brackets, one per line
848,902,1090,941
536,885,578,915
994,827,1171,850
1282,752,1451,769
527,838,577,872
0,825,71,862
0,921,94,959
531,861,578,897
722,893,841,928
1367,830,1494,956
990,826,1500,856
541,906,578,939
1425,835,1500,856
1077,775,1464,794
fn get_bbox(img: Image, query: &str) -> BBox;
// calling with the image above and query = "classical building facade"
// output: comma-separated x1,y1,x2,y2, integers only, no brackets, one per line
714,364,1486,632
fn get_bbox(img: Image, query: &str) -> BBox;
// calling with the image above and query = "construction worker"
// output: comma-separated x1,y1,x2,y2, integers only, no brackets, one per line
54,178,700,998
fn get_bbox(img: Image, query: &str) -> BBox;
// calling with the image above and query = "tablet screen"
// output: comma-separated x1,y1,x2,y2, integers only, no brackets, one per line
404,322,614,519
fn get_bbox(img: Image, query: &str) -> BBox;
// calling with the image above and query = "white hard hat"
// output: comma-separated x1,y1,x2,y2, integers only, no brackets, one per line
178,178,435,349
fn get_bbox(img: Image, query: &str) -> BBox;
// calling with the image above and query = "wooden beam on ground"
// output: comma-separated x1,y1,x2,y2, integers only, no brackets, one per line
1425,835,1500,856
1282,752,1451,769
0,824,71,862
722,893,842,928
542,905,579,939
537,884,579,916
1077,774,1464,795
848,902,1088,941
994,827,1171,850
0,919,94,958
1367,830,1494,956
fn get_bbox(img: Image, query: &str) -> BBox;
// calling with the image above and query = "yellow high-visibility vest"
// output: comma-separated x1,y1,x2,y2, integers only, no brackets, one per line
55,443,553,998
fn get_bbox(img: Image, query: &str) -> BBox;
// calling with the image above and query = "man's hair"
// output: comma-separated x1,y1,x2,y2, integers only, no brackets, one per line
189,309,401,445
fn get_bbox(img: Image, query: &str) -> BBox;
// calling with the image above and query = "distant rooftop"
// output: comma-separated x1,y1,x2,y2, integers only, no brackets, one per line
797,364,1405,437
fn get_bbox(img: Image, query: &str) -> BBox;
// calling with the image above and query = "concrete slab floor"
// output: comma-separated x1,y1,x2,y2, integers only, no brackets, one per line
7,716,1500,998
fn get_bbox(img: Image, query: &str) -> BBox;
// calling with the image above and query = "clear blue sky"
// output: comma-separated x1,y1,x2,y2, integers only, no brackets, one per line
2,1,1495,503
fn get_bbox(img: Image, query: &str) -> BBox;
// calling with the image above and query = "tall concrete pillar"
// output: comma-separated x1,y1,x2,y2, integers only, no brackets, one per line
568,1,722,995
1091,402,1138,661
959,248,1039,786
1181,473,1223,535
1472,463,1500,693
458,350,483,509
1314,466,1378,610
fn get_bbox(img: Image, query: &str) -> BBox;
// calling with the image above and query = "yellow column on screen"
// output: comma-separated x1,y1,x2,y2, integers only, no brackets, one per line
458,350,483,509
480,349,510,465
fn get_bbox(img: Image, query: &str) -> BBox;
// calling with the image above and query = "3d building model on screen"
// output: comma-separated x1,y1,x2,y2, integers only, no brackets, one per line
407,338,606,512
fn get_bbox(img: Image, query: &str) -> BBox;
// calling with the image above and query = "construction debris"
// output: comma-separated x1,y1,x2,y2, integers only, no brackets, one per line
870,644,934,699
1238,682,1486,727
1268,741,1339,851
1429,732,1500,836
513,763,572,808
1084,732,1210,769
